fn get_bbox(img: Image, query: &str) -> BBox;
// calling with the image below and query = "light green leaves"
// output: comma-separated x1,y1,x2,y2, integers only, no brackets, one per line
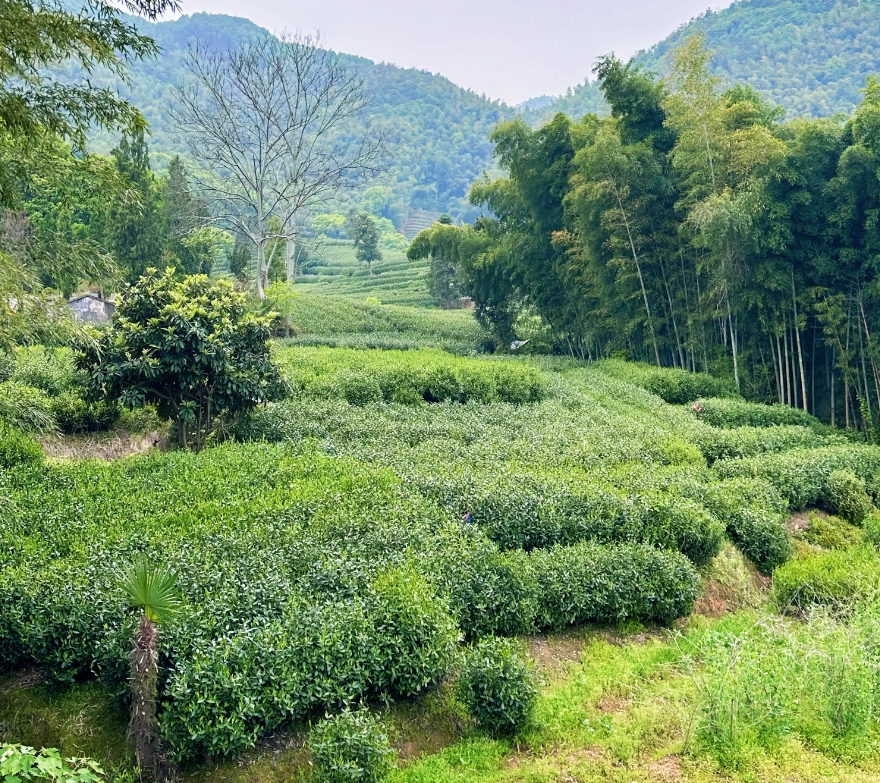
0,745,104,783
119,558,181,624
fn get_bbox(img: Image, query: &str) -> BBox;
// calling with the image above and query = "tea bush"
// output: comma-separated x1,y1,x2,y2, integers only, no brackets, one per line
275,347,546,405
825,469,873,525
456,638,536,736
714,445,880,510
413,471,723,566
692,397,824,429
48,392,119,435
683,478,792,573
596,360,736,403
0,422,43,468
772,547,880,612
692,425,836,464
309,709,396,783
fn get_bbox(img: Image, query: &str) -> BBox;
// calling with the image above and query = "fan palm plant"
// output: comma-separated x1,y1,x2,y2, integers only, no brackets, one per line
120,559,181,780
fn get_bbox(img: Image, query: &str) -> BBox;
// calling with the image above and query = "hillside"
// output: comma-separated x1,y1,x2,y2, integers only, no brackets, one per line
73,12,513,223
635,0,880,117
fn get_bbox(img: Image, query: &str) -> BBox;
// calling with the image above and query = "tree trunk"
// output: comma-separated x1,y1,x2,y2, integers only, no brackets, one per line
129,616,159,779
612,184,660,367
256,243,266,300
791,270,808,411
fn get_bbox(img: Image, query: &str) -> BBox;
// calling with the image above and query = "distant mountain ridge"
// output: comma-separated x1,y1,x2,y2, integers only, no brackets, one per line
539,0,879,121
77,12,514,223
80,1,880,221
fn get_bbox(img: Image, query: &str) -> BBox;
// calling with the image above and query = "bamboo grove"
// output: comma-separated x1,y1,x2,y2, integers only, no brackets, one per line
422,37,880,431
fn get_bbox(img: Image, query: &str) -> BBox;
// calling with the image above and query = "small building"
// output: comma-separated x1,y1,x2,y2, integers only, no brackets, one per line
68,293,115,324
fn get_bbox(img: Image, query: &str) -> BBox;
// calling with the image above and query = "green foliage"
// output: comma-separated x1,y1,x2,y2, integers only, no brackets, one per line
48,392,119,435
691,605,880,768
0,745,104,783
455,638,536,736
415,471,723,566
693,424,836,464
0,421,43,468
693,397,824,429
309,709,396,783
11,348,75,396
716,445,880,511
275,347,546,406
772,547,880,612
691,478,792,573
0,382,55,434
595,362,736,404
119,559,180,624
638,0,880,118
283,293,488,354
825,469,873,526
798,513,863,551
77,269,285,450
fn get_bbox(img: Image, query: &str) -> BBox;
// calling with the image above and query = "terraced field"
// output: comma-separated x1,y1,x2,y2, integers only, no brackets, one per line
298,240,432,307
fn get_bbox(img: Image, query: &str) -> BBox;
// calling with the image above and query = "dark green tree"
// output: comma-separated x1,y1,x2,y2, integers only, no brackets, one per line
350,212,382,274
77,269,286,451
109,130,163,284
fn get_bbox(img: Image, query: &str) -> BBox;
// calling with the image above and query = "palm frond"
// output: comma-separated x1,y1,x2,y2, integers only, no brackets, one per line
120,558,181,623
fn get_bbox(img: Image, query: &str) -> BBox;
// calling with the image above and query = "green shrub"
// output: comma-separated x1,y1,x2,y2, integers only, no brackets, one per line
658,438,705,466
772,547,880,612
456,638,536,736
416,473,723,567
48,391,119,434
693,479,792,573
11,347,76,395
693,425,835,463
826,470,873,526
715,446,880,511
275,346,546,407
596,360,735,403
309,709,396,783
0,422,43,468
0,353,16,382
528,541,701,630
693,397,823,429
799,513,863,550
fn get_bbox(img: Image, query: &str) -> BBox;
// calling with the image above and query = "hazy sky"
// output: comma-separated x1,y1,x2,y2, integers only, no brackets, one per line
173,1,734,104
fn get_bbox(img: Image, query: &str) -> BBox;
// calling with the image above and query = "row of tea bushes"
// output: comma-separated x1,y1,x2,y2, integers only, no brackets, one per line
595,360,736,403
691,424,842,464
411,470,724,566
714,445,880,511
285,293,489,354
692,397,826,430
274,347,547,405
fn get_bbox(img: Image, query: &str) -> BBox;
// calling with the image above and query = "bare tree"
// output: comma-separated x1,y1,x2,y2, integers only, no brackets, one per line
173,33,382,298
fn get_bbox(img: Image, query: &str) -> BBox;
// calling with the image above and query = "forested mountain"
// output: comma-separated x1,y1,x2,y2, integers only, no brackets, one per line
74,1,880,223
636,0,880,118
74,13,513,223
